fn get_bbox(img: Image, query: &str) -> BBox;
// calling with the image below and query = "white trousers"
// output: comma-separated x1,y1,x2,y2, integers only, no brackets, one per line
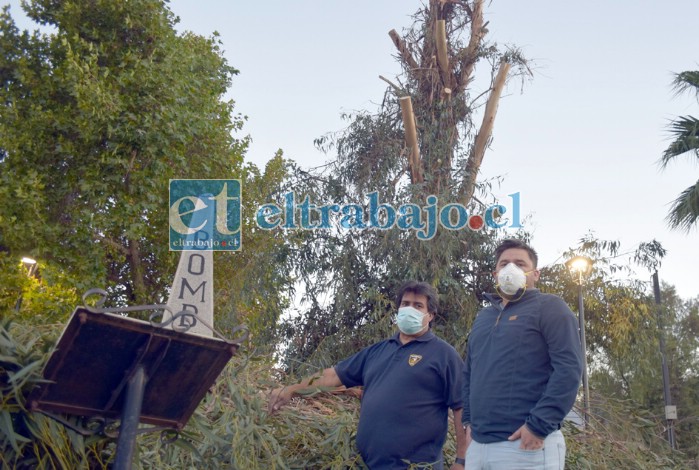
463,430,566,470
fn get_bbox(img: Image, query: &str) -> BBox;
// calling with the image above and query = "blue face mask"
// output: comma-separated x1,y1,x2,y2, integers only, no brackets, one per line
396,306,427,335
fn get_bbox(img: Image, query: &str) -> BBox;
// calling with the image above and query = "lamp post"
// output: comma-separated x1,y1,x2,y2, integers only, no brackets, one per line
566,256,592,427
653,271,677,449
14,257,38,311
21,257,38,277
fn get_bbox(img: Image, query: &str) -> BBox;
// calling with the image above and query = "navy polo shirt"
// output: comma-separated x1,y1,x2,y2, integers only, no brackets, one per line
334,331,463,470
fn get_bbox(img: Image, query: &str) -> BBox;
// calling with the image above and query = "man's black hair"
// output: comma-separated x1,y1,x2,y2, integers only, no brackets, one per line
396,281,439,314
495,239,539,268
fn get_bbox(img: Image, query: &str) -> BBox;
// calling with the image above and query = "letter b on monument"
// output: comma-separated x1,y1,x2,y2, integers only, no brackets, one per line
166,251,214,337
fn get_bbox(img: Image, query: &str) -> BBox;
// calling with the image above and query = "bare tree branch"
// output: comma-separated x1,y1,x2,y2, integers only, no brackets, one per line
399,96,424,183
379,75,405,96
457,0,485,91
461,59,510,204
389,29,419,74
99,235,130,256
435,20,451,88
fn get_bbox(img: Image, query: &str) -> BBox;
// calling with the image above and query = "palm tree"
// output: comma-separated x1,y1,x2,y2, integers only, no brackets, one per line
661,70,699,231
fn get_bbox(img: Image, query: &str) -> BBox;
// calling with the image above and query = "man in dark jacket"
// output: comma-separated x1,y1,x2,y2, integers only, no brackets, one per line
461,239,584,469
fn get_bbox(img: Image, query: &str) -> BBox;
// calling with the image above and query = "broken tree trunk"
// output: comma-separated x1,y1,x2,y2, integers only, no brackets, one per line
399,96,424,184
461,59,511,205
435,20,450,87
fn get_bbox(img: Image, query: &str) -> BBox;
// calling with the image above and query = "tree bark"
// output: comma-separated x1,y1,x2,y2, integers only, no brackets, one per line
389,29,419,74
399,96,423,183
457,0,485,91
386,0,513,198
128,237,147,304
435,20,450,88
462,60,510,205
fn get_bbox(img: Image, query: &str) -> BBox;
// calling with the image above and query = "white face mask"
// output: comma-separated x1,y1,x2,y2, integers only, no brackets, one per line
395,306,427,335
497,263,527,296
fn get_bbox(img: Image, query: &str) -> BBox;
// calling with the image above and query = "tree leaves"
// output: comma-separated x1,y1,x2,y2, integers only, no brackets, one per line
0,0,245,306
661,70,699,231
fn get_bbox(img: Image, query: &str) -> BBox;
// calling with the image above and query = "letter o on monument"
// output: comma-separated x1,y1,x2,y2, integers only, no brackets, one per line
187,253,205,275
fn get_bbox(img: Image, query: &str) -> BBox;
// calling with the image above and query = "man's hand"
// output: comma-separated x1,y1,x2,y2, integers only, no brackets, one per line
448,423,470,470
268,368,343,415
268,386,294,414
507,424,544,450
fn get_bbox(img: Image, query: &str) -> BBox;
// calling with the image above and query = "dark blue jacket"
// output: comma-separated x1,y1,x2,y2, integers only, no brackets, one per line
462,289,583,442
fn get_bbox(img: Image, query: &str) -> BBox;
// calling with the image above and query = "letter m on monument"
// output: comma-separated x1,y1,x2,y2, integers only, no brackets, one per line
166,251,214,337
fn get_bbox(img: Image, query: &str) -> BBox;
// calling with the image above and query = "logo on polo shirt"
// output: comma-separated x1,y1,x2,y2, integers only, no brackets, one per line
408,354,423,366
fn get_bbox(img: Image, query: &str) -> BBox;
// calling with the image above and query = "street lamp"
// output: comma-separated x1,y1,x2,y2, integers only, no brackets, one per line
21,257,38,277
565,255,593,426
14,257,38,311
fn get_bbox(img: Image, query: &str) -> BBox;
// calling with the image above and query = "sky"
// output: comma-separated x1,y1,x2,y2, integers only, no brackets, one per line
5,1,699,300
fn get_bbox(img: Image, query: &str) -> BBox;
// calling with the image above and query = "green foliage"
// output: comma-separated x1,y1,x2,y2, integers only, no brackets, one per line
660,69,699,231
0,0,294,347
0,0,246,305
0,316,364,469
0,253,80,325
591,288,699,461
277,1,530,372
0,319,113,469
539,234,699,461
539,234,658,358
566,397,692,469
0,255,31,315
3,317,697,469
213,152,295,348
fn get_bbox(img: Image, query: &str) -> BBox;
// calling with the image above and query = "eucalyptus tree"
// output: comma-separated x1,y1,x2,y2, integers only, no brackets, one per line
279,0,531,372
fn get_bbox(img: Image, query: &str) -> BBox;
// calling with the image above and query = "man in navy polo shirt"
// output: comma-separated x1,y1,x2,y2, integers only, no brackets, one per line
269,281,467,469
